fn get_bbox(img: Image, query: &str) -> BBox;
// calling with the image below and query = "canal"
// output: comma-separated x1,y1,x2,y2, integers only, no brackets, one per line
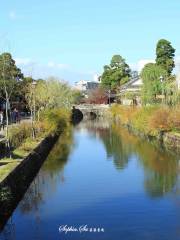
0,120,180,240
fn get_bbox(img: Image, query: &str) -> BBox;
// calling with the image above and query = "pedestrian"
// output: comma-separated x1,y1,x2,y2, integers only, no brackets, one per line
12,108,18,123
0,110,4,130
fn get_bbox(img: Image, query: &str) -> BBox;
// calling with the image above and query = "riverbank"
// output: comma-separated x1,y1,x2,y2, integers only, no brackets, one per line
0,109,71,228
110,104,180,153
0,109,70,182
0,132,60,229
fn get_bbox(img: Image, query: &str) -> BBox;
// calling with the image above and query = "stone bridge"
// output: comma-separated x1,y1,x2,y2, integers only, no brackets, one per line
75,104,110,119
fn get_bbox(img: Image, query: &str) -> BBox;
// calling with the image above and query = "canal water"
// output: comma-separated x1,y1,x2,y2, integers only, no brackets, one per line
0,120,180,240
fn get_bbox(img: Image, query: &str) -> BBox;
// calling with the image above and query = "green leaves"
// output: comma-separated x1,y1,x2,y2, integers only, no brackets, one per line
25,77,75,113
101,54,131,89
156,39,175,75
141,39,176,104
141,63,167,104
0,52,23,99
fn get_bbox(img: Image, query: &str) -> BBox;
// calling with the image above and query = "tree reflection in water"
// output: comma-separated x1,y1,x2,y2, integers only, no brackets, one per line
1,120,180,239
19,128,74,215
108,125,178,197
83,120,179,198
0,128,75,239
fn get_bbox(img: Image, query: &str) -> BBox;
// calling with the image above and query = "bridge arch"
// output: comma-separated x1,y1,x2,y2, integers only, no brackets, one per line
74,104,109,119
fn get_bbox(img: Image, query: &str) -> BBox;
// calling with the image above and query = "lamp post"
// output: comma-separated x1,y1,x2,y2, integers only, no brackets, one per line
108,89,111,106
31,81,37,138
160,75,164,104
32,81,37,121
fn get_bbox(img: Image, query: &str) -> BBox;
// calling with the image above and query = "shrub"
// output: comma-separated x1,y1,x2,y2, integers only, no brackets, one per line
111,104,180,136
168,106,180,131
9,109,70,149
131,106,159,135
148,107,171,132
111,104,139,125
40,108,70,135
9,122,32,148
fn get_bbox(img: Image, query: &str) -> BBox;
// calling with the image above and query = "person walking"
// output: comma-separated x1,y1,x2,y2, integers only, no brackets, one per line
0,110,4,131
12,108,18,123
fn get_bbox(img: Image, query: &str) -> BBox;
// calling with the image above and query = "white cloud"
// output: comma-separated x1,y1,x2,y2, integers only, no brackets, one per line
9,10,17,20
47,61,55,68
14,57,95,84
15,58,33,66
130,59,155,73
129,63,138,71
57,63,69,69
175,56,180,69
129,59,155,73
137,59,155,72
47,61,69,69
8,10,23,20
131,58,180,73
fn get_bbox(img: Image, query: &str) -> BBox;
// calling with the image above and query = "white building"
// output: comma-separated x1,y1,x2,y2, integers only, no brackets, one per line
176,73,180,89
74,80,99,92
119,75,143,94
119,74,143,105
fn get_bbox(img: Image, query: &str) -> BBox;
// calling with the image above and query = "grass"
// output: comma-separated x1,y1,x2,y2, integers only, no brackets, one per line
0,160,21,182
0,108,71,184
0,137,43,182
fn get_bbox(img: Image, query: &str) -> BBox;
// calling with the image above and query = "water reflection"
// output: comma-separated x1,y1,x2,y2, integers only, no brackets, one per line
105,124,178,197
1,120,180,240
19,128,74,215
0,128,74,239
79,120,179,197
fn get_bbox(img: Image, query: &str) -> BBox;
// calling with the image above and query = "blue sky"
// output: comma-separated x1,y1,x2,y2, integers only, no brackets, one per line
0,0,180,84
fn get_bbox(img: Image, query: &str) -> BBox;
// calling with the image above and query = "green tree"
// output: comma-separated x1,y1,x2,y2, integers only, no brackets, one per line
0,52,23,152
25,77,74,117
13,77,33,103
0,53,23,99
101,55,131,89
72,90,84,104
156,39,175,75
140,63,167,104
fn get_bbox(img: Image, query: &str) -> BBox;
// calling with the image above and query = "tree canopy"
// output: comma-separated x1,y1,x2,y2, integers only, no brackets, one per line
140,63,167,104
0,52,23,100
101,55,131,89
156,39,175,75
25,77,75,115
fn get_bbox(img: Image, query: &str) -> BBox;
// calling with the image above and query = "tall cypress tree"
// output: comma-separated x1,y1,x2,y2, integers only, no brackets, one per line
156,39,175,75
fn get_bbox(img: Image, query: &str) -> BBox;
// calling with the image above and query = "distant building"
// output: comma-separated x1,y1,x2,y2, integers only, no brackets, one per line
176,73,180,90
74,80,99,92
119,74,142,94
119,73,142,105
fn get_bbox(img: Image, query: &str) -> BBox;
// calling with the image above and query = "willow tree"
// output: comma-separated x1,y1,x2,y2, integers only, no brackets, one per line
25,77,74,123
140,63,167,104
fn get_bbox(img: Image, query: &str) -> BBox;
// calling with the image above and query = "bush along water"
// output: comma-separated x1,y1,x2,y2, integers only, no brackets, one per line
0,108,71,227
110,104,180,149
3,108,70,161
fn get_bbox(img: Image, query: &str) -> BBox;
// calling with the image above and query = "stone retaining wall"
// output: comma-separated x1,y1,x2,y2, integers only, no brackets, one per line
163,132,180,154
0,133,59,230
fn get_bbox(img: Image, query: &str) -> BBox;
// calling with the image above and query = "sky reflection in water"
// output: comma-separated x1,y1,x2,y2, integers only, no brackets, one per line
0,120,180,240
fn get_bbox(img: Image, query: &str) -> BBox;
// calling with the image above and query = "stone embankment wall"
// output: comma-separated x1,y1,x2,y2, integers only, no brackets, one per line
0,133,59,229
163,132,180,153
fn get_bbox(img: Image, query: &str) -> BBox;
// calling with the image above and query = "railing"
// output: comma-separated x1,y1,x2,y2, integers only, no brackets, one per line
75,104,110,110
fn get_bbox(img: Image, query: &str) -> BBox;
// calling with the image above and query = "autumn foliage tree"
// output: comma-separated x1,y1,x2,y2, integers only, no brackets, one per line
87,87,108,104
